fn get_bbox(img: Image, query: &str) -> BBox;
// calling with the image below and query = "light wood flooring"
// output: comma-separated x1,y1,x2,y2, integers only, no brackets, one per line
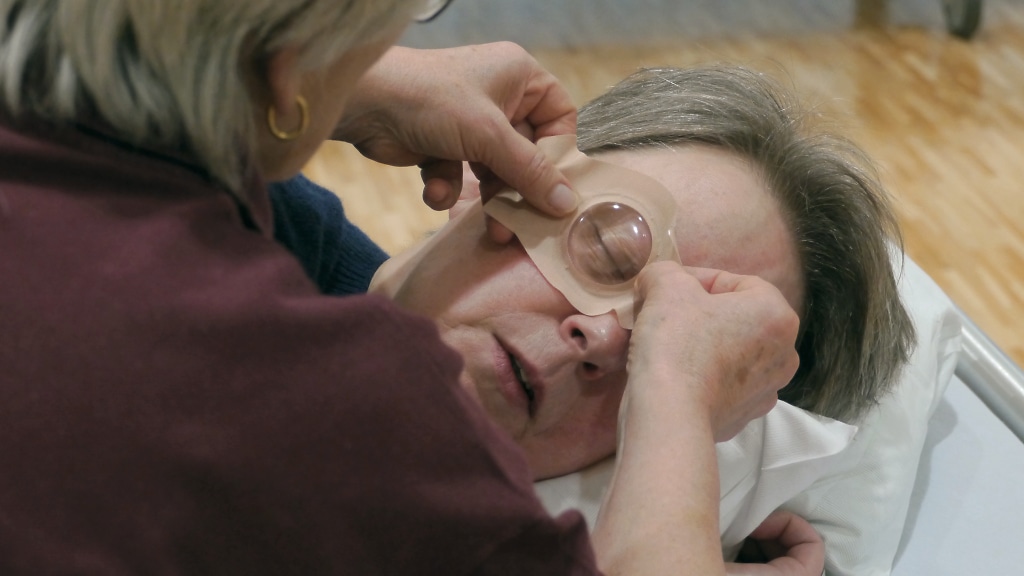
304,0,1024,366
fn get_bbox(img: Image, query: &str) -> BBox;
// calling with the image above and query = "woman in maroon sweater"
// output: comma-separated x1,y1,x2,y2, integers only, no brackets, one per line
0,1,810,574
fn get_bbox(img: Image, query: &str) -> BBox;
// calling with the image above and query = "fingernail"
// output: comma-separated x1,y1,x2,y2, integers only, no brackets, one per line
548,184,577,214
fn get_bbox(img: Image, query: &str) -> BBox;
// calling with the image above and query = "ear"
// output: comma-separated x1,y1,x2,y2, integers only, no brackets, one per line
263,46,304,115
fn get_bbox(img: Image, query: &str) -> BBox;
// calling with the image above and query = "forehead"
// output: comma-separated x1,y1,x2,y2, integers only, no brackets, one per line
595,145,804,312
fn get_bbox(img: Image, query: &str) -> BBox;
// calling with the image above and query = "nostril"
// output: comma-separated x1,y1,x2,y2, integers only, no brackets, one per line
571,328,586,349
582,361,599,375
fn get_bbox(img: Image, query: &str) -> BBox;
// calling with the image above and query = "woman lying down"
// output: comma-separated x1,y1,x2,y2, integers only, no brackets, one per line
282,64,915,571
364,64,916,565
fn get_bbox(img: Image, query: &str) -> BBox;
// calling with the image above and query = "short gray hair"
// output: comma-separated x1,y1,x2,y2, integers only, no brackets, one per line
578,66,915,423
0,0,414,190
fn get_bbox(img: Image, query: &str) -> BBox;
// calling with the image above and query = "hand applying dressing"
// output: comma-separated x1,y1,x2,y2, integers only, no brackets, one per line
333,42,580,242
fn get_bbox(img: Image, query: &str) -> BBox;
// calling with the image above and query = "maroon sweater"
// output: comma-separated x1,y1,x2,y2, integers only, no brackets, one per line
0,119,598,575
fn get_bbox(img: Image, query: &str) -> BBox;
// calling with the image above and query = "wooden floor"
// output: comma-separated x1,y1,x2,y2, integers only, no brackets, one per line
304,0,1024,366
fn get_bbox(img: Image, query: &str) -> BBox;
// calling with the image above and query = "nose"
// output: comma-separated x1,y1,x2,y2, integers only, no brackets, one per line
560,313,630,381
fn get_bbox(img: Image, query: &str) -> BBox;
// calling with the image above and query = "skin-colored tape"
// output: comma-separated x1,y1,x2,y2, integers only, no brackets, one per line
484,135,681,329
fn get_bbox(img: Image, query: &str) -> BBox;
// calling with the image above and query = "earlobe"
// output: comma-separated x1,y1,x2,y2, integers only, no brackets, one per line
267,95,310,141
263,47,304,122
250,46,311,179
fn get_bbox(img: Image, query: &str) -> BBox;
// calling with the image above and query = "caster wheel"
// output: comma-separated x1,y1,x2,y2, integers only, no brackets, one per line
943,0,982,39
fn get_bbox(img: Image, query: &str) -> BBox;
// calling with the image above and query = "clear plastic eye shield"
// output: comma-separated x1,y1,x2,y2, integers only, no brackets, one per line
484,135,681,329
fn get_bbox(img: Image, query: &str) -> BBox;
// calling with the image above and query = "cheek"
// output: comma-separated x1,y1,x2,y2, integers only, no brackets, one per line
439,253,567,323
527,377,626,478
575,382,625,451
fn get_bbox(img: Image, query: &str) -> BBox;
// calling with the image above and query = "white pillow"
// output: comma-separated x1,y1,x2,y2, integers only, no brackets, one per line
781,256,962,575
534,401,858,559
533,256,962,575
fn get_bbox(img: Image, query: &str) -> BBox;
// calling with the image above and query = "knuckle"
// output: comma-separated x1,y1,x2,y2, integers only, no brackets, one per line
495,40,529,60
786,350,801,378
782,308,801,339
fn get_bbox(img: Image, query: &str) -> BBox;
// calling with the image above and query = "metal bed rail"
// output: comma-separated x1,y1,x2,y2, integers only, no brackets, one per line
954,307,1024,443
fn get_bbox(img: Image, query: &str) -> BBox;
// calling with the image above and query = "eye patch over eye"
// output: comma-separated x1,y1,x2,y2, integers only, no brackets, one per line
484,135,681,329
567,202,653,286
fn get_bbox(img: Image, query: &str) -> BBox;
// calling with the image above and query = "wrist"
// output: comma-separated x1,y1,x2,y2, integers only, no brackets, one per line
332,46,411,143
624,366,717,426
597,371,724,576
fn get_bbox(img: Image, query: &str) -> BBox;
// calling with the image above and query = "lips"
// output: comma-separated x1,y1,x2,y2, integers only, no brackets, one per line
510,355,535,406
493,336,544,418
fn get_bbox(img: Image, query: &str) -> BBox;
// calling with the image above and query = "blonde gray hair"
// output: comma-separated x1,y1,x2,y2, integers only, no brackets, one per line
578,66,916,423
0,0,414,190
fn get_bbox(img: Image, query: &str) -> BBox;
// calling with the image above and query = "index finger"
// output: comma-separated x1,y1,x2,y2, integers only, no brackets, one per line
512,70,578,140
682,265,768,295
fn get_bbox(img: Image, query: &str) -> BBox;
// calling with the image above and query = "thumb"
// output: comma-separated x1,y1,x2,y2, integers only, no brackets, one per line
479,126,578,216
634,261,704,302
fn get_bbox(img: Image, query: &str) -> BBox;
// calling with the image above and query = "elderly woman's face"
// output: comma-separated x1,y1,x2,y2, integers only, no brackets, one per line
372,145,803,480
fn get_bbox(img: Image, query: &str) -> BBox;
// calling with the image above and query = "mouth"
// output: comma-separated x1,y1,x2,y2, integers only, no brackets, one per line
494,336,544,419
510,354,536,409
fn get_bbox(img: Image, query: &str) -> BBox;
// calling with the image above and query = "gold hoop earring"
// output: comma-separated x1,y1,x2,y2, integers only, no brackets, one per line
267,95,309,141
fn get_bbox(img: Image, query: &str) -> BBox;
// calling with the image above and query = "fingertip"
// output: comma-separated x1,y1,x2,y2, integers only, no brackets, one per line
422,179,458,211
633,261,682,288
546,183,578,215
421,160,464,210
632,264,660,300
486,216,515,244
487,134,576,216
